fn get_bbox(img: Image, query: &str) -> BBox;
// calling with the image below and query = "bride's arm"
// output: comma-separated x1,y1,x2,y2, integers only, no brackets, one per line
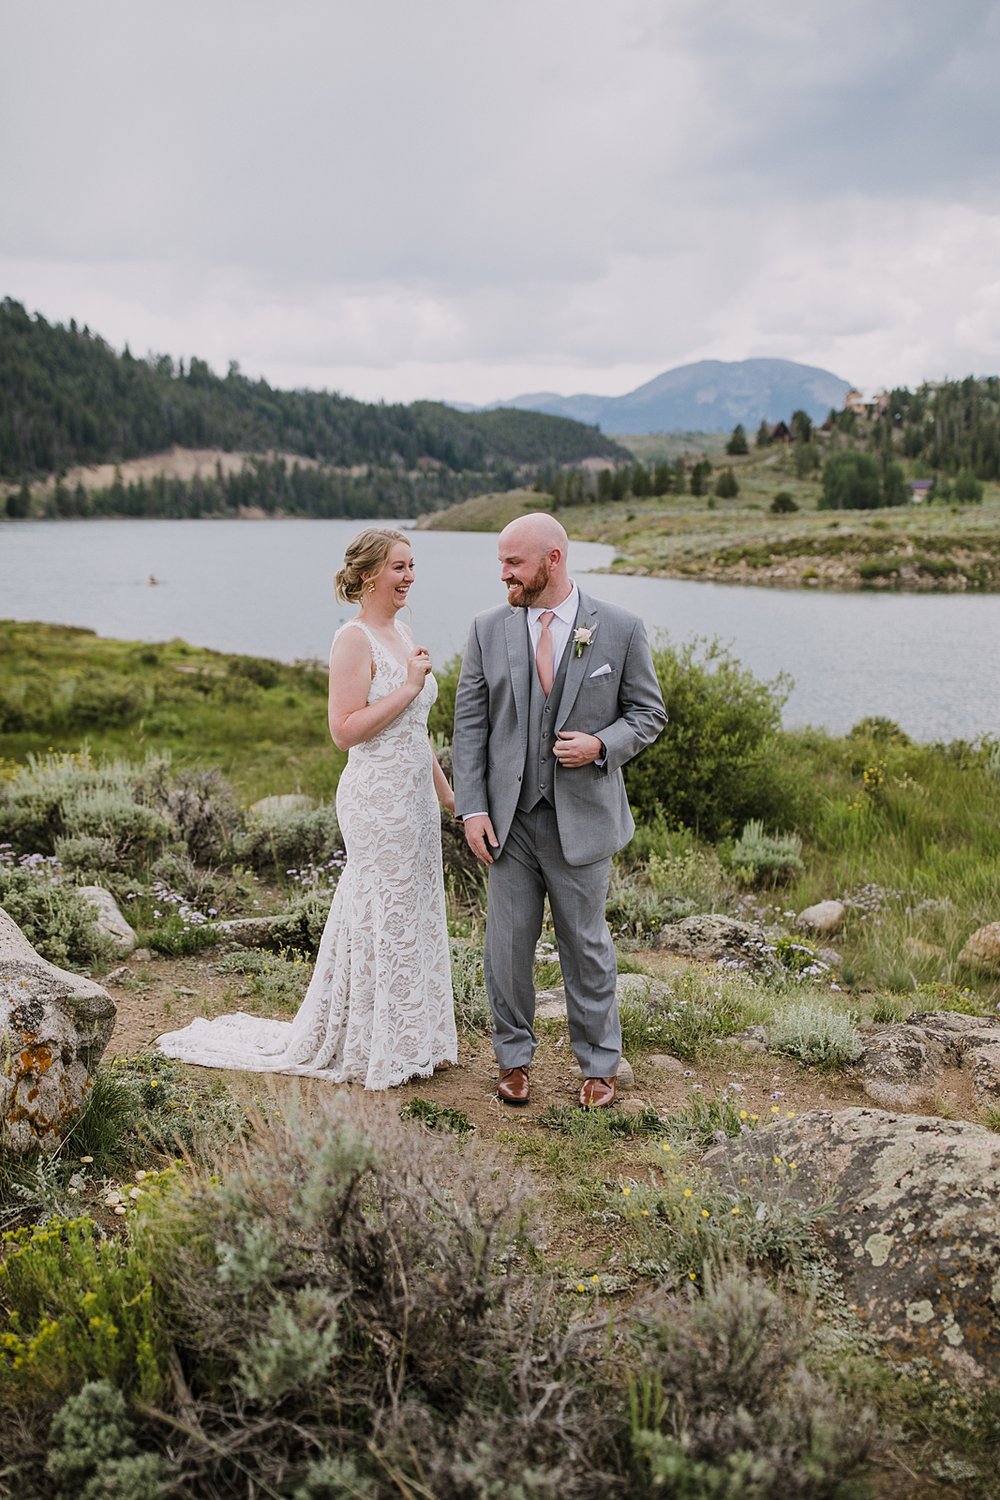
328,628,427,750
431,748,456,815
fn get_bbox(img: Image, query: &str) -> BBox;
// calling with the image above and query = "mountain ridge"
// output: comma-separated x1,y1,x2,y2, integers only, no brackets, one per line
474,357,853,434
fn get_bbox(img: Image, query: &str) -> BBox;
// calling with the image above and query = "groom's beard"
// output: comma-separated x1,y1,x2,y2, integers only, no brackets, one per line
505,560,550,608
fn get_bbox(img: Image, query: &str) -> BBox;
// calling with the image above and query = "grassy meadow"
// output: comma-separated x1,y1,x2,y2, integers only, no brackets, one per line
2,621,1000,1496
425,446,1000,592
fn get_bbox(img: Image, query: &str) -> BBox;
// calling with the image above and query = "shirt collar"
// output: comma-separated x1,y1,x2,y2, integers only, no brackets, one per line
528,581,578,627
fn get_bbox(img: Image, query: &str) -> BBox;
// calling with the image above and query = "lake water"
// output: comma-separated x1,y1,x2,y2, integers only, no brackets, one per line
2,517,998,742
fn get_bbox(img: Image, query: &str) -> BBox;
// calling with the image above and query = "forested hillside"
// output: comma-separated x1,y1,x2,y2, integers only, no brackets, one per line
837,377,1000,479
0,299,624,486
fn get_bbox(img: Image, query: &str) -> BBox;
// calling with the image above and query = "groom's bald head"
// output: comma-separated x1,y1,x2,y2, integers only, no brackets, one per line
498,511,572,609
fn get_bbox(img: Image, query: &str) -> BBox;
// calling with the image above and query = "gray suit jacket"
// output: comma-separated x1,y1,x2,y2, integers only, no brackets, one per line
453,589,667,866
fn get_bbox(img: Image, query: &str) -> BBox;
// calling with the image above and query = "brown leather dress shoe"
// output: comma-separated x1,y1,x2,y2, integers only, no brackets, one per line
579,1076,616,1109
497,1066,530,1105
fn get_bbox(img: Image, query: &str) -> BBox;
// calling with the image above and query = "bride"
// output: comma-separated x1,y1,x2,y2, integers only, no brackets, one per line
156,528,458,1089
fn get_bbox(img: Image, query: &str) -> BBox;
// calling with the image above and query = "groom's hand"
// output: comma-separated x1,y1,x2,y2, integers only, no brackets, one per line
463,814,500,865
554,730,604,767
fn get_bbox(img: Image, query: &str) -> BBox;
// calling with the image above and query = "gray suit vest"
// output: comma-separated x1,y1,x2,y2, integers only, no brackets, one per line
517,626,573,813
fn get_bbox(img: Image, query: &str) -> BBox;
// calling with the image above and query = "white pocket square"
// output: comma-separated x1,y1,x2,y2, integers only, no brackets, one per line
589,663,613,678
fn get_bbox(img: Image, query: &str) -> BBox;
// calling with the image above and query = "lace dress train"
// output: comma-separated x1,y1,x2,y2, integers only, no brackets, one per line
155,620,457,1089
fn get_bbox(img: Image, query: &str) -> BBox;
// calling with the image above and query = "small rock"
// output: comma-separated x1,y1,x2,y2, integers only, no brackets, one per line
535,987,567,1021
132,948,153,962
174,986,198,997
796,900,846,936
861,1025,946,1109
104,965,133,984
647,1053,686,1074
213,916,288,948
77,886,137,954
653,914,777,974
817,947,842,968
966,1040,1000,1103
959,922,1000,975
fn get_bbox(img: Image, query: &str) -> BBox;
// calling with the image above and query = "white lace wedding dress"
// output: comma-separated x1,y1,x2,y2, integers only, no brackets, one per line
156,619,457,1089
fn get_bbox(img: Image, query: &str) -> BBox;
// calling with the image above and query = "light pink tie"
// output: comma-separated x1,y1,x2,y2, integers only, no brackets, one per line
536,610,555,696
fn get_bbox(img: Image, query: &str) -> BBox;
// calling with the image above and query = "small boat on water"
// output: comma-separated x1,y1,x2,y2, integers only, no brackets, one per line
146,574,160,586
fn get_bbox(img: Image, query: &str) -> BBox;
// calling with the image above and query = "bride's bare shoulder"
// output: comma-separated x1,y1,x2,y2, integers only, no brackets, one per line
330,621,372,665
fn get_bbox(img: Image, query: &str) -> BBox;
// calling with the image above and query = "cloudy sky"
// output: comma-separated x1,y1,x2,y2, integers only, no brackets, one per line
3,0,999,405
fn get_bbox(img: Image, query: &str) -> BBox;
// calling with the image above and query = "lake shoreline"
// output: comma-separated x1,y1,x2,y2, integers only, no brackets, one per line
5,516,1000,741
8,508,1000,595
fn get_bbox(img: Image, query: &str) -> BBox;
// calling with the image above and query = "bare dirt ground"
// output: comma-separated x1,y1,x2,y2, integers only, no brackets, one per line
15,445,324,498
104,948,981,1146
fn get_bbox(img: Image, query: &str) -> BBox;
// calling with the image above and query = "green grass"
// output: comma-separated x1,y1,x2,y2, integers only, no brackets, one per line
423,444,1000,592
0,621,344,801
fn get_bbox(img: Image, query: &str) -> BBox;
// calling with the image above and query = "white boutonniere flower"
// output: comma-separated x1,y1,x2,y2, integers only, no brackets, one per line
573,625,595,658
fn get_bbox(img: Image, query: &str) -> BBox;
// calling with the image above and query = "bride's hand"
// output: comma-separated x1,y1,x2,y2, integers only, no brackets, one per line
406,647,432,692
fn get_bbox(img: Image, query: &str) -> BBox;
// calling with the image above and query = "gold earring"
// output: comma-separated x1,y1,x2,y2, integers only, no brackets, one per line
365,581,376,595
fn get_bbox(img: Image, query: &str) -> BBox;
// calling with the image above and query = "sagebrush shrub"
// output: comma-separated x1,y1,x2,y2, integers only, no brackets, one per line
137,759,241,864
628,1272,872,1497
46,1379,167,1500
767,1001,863,1067
60,788,175,864
728,819,803,887
2,1101,874,1497
234,802,341,874
0,861,108,968
448,938,492,1033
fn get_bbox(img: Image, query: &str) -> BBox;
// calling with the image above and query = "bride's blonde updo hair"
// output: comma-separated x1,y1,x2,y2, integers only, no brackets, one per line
335,527,410,604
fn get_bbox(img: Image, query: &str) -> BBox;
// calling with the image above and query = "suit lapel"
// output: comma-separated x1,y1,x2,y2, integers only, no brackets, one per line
504,607,531,740
555,592,599,730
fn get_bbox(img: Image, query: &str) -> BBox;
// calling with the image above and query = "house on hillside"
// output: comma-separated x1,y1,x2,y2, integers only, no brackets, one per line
843,389,890,419
908,479,933,503
769,420,791,443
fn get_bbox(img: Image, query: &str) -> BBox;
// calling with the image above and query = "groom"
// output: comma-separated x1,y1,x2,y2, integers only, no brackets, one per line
453,512,666,1108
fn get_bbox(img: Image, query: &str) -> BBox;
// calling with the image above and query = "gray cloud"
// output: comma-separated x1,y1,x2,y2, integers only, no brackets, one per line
2,0,998,402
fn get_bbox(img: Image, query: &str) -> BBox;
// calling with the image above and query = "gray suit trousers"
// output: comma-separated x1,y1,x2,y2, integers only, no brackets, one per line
484,803,621,1077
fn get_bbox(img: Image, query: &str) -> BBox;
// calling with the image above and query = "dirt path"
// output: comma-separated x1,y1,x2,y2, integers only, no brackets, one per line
103,950,981,1146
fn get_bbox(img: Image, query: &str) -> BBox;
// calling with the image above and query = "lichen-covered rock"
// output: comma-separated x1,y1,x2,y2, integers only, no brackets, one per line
959,922,1000,975
212,915,288,948
78,885,137,955
860,1026,948,1109
704,1106,1000,1381
0,905,116,1153
796,900,846,936
652,914,776,973
907,1011,1000,1105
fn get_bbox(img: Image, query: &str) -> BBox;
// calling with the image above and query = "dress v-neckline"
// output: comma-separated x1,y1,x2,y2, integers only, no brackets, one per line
355,617,409,671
